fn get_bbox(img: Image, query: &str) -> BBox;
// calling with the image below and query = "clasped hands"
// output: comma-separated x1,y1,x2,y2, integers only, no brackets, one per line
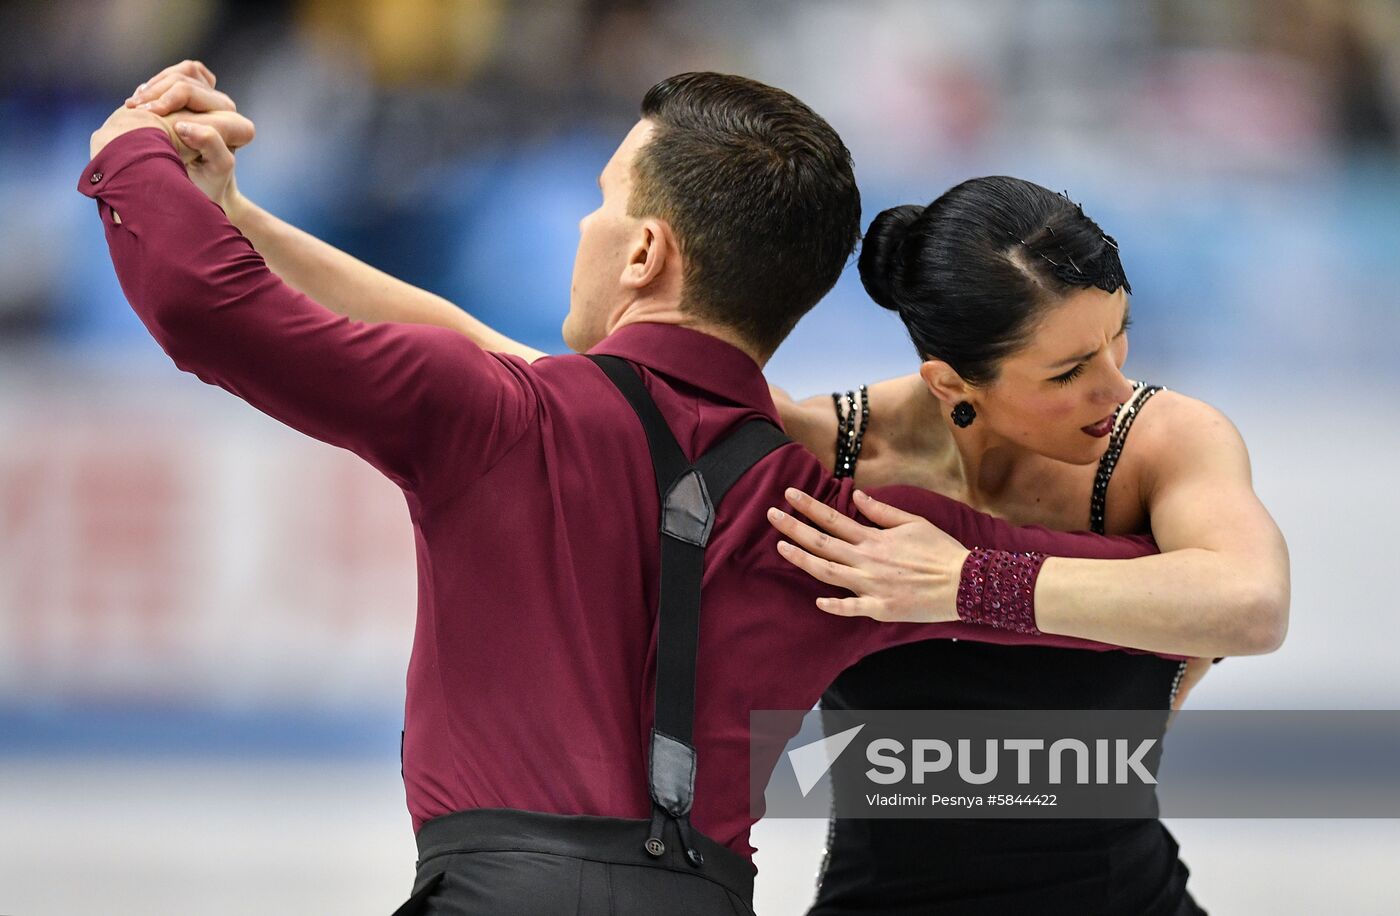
90,60,251,217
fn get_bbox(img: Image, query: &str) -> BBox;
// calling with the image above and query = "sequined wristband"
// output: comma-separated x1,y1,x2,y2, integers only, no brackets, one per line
955,548,1048,635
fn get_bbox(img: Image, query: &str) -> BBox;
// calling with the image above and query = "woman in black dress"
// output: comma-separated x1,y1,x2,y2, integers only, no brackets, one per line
807,381,1194,915
768,177,1289,914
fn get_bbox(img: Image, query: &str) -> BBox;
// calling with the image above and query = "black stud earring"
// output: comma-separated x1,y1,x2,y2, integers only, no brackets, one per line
951,401,976,428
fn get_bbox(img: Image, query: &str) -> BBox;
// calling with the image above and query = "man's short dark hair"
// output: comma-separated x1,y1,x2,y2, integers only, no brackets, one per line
631,72,862,355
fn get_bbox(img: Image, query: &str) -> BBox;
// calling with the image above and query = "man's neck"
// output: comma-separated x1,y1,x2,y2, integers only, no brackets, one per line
609,312,769,369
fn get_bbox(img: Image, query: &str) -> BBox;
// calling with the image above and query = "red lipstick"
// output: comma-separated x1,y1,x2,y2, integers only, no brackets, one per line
1081,415,1114,438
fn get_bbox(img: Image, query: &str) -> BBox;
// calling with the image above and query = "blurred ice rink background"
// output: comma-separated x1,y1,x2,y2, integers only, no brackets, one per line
2,0,1399,912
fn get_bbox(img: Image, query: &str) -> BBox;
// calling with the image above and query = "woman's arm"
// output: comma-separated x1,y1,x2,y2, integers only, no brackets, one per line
128,61,547,363
767,395,1289,658
1034,395,1289,655
226,195,548,362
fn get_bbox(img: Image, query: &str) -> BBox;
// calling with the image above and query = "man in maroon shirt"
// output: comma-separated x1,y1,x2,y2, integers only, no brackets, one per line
84,73,1168,914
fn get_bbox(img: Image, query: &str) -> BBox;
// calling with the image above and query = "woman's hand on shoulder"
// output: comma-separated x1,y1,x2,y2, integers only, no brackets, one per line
766,487,969,623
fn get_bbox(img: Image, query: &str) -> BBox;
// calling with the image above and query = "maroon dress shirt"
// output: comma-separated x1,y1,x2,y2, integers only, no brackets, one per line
81,128,1163,860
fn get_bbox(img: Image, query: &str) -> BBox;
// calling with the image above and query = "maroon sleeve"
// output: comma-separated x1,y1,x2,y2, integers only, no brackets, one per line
847,484,1183,663
78,129,535,497
868,484,1160,560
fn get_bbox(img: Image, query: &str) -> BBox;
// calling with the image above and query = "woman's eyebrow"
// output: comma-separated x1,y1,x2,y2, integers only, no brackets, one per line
1045,301,1131,370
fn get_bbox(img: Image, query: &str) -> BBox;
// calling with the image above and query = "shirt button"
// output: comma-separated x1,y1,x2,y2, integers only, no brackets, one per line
89,171,103,184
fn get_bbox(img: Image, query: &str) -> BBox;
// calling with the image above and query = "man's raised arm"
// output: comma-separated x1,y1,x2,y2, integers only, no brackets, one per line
82,109,535,498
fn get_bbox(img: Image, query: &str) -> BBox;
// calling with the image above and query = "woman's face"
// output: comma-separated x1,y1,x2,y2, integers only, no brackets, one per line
973,286,1136,466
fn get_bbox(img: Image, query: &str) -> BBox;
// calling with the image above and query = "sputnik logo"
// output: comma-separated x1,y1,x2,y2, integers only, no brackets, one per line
787,725,865,796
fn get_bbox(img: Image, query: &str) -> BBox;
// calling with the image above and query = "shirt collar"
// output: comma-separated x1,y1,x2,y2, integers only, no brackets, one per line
588,323,781,426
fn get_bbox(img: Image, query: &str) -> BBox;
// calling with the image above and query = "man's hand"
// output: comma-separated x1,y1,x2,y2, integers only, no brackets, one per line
89,101,254,211
767,488,970,623
90,106,178,160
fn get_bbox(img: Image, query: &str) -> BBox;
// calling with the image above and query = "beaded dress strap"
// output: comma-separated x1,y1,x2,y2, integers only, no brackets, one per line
1088,382,1163,535
1086,383,1188,705
831,385,869,479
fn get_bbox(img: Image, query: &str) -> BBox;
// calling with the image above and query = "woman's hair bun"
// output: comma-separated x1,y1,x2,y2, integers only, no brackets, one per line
858,204,924,312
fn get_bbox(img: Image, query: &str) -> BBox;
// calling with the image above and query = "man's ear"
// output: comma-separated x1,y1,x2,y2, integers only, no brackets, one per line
619,218,675,291
918,359,973,407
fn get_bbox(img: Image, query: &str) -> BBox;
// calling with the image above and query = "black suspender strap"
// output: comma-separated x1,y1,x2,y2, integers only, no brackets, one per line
586,354,789,868
589,353,691,502
694,421,792,503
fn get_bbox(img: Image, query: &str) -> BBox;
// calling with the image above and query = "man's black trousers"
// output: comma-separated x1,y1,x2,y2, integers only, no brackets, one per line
391,808,758,915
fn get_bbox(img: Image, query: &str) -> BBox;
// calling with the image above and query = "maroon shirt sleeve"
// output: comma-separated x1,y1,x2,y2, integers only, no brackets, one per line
78,128,535,497
848,483,1182,662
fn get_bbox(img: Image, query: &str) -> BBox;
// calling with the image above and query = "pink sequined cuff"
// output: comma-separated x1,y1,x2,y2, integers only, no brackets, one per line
955,548,1048,634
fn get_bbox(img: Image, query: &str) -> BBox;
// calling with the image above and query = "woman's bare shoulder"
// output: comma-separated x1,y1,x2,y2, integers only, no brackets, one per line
771,385,840,469
1130,387,1244,446
1124,387,1252,490
770,373,925,472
